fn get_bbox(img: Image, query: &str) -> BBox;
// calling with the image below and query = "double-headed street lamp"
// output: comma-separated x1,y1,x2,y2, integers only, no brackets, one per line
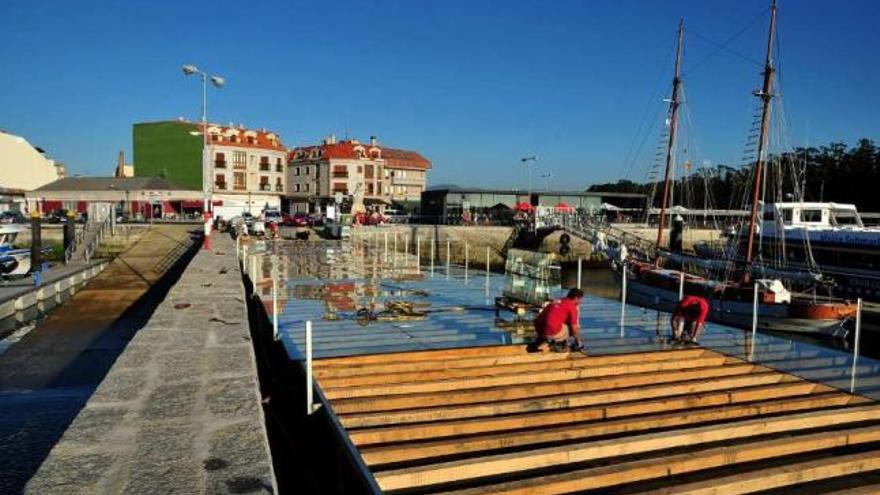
182,64,225,249
521,155,537,198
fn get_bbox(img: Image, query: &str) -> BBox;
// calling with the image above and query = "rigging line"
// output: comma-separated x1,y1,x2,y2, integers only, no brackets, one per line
681,6,769,76
621,35,678,180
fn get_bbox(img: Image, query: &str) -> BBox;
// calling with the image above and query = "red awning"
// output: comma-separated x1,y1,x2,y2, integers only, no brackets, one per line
513,202,535,212
181,200,203,208
555,202,575,213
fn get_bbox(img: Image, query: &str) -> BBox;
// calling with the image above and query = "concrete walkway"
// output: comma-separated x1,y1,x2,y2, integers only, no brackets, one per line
25,233,275,494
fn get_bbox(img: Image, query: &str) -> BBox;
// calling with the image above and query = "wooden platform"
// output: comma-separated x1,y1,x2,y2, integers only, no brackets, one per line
313,345,880,494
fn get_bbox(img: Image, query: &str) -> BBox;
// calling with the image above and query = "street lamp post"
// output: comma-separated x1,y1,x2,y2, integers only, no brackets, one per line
521,155,537,198
540,172,552,191
182,64,225,250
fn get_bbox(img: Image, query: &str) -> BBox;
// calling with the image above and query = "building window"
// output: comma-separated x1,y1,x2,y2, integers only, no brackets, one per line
304,183,310,192
259,176,270,191
377,182,382,195
332,182,348,194
332,165,348,178
233,172,246,190
294,184,300,192
275,177,283,191
211,134,220,142
294,167,300,176
215,174,227,190
214,152,226,168
233,151,246,169
247,136,255,145
259,156,269,171
367,183,374,195
229,134,237,144
304,166,310,175
365,165,374,179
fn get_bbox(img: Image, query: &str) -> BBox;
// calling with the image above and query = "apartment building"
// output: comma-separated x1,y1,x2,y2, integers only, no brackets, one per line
133,120,286,218
286,134,430,213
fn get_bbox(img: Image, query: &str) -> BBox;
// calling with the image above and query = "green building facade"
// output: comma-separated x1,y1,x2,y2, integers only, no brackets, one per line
133,121,203,190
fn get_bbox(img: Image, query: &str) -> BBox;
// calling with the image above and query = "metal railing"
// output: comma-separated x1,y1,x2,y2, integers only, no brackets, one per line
82,216,112,263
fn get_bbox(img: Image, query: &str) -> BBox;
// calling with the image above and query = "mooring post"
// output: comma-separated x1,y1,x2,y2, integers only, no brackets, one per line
851,297,863,393
577,257,583,290
750,282,759,361
679,272,685,301
306,320,320,415
619,264,628,333
242,244,248,274
430,237,435,276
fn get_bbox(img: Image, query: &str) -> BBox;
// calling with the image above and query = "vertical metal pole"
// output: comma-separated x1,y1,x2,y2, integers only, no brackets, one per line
383,231,388,262
393,232,398,266
464,243,469,282
679,272,685,301
446,239,451,277
750,282,759,361
306,320,315,415
416,235,421,273
272,272,279,340
577,257,583,290
430,237,435,276
485,246,490,293
619,264,627,332
851,298,863,393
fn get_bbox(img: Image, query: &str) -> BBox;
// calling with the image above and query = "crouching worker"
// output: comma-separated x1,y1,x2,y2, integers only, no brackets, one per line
671,295,709,343
528,288,585,353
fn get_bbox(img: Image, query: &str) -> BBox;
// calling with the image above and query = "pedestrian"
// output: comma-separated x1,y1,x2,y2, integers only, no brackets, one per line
528,288,585,353
671,295,709,343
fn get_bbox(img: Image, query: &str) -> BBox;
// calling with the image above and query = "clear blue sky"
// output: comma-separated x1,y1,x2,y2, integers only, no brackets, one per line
2,0,878,190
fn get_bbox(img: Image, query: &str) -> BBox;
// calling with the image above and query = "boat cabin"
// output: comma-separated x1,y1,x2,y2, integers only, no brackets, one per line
761,202,864,230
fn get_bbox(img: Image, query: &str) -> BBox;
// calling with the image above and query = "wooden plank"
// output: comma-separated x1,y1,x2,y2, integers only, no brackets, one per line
439,423,880,495
314,347,710,379
323,355,732,398
345,380,823,442
313,344,536,367
641,449,880,495
359,392,862,465
332,362,765,414
372,404,880,491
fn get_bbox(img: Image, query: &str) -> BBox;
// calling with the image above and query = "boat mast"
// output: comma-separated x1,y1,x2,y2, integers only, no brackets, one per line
744,0,778,272
655,20,684,259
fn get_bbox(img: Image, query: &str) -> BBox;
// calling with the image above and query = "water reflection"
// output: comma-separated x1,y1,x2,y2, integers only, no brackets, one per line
245,239,880,400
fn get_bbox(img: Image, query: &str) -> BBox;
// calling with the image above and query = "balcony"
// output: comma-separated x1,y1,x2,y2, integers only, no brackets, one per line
233,184,246,191
275,184,284,192
275,165,283,172
215,183,227,190
259,164,270,171
332,172,349,178
391,176,424,186
214,160,227,168
259,184,271,191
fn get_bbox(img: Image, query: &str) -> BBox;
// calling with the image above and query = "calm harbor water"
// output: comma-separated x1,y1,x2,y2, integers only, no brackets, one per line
247,239,880,401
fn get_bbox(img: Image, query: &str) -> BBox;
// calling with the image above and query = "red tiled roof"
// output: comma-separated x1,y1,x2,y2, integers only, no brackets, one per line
288,140,431,170
199,123,285,151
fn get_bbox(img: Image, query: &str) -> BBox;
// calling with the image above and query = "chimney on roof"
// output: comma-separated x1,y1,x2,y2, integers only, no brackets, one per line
370,136,377,146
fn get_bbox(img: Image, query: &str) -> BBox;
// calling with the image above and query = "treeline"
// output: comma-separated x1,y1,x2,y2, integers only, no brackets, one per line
589,139,880,212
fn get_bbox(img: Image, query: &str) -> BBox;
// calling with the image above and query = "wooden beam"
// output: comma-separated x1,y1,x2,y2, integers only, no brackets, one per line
640,449,880,495
314,348,710,379
345,380,824,442
372,404,880,491
314,344,537,367
323,355,732,397
332,362,764,414
438,424,880,495
359,392,862,465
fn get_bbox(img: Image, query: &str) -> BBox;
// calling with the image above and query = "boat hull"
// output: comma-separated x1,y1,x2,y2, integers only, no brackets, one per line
625,277,846,336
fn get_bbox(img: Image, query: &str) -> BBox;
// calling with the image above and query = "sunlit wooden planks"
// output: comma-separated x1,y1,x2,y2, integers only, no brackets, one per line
313,346,880,494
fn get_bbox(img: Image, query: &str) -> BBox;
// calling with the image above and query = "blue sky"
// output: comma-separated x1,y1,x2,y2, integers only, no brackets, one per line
2,0,878,190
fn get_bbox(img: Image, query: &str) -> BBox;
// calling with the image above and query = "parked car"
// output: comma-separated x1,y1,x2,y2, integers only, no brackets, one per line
263,208,282,224
0,211,26,224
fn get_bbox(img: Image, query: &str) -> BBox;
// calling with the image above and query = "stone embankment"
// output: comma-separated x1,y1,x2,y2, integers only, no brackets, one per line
25,233,275,494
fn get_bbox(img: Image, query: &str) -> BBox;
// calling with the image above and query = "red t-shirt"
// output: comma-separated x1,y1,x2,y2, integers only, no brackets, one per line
535,298,580,339
674,296,709,325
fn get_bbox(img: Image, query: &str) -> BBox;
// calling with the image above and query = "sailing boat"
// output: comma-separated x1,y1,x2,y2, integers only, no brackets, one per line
623,2,857,336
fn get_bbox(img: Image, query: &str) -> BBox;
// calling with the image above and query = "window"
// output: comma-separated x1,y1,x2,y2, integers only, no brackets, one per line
377,182,382,195
214,152,226,168
367,183,374,195
275,157,283,172
304,183,310,192
304,166,310,175
233,151,246,169
332,182,348,194
294,167,300,176
260,176,270,191
294,184,300,192
332,166,348,178
275,177,283,191
365,165,374,179
801,209,823,223
211,134,220,142
233,172,246,190
781,209,793,224
247,136,255,145
214,174,226,190
229,134,237,143
259,156,270,171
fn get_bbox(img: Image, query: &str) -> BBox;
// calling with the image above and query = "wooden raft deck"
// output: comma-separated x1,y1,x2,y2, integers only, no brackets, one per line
314,345,880,494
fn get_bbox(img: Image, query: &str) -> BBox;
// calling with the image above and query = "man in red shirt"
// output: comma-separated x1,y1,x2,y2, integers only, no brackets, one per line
671,295,709,343
530,288,584,352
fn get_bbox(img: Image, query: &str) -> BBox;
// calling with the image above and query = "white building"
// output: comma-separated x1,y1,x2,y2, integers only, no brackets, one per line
204,124,287,219
0,130,64,190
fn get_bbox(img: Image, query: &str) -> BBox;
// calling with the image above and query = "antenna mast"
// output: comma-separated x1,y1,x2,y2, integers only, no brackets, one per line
744,0,778,270
655,19,685,257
